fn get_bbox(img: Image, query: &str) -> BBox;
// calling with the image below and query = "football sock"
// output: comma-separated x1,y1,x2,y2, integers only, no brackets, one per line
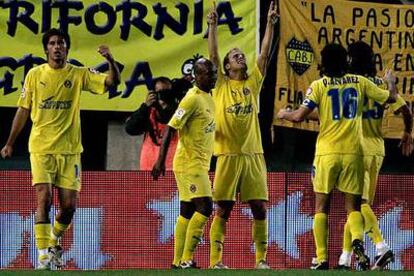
361,203,384,244
347,211,364,241
172,216,189,266
253,219,268,265
35,223,51,251
342,220,353,253
181,212,208,262
49,220,70,247
313,212,328,262
209,216,227,267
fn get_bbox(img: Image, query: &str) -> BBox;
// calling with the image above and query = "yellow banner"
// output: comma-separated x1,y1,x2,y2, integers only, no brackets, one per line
274,0,414,138
0,0,258,111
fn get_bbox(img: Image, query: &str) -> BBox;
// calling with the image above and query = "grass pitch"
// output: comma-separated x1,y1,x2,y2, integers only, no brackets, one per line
0,270,412,276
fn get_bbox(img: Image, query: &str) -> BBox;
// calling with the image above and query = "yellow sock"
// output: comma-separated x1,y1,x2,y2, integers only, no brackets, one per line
347,211,364,241
313,213,328,262
342,220,353,253
361,203,383,244
209,216,227,267
181,212,209,261
34,223,51,250
50,220,70,247
253,219,268,265
172,216,189,266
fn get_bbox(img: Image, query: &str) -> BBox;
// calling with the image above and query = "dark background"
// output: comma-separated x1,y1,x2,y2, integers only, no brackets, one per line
1,0,413,172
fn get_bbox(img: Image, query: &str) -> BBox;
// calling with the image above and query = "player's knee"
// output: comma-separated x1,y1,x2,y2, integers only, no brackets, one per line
216,201,235,219
180,201,195,219
249,200,267,220
195,198,213,217
60,207,76,223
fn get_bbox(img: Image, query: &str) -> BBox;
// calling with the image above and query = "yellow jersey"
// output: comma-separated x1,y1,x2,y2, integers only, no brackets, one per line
213,64,264,155
17,63,107,154
169,87,215,173
362,76,406,156
303,74,389,156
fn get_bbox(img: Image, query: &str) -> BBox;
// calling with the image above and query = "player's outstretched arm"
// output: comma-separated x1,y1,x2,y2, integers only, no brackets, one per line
152,126,176,180
277,106,312,123
383,69,397,103
97,45,121,90
257,1,279,75
1,107,30,159
397,104,413,156
207,2,220,69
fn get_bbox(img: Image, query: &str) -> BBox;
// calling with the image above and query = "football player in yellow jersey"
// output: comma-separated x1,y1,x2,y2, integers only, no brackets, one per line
206,1,278,269
336,41,413,271
277,43,398,270
153,58,217,269
1,28,120,270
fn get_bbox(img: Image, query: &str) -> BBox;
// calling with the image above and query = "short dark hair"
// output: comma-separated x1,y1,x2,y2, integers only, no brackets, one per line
151,76,172,91
348,41,376,77
319,43,347,78
42,28,71,52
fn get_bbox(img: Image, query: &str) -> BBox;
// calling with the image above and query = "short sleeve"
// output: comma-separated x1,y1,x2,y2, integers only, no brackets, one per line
301,81,319,110
363,77,389,105
389,94,406,112
251,63,264,96
168,94,197,130
82,68,107,94
17,70,34,109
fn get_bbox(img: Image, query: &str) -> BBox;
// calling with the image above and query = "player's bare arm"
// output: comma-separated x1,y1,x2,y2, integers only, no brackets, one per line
207,3,220,69
97,45,121,89
1,107,30,159
383,69,397,103
277,106,313,123
152,126,176,180
396,104,413,156
257,1,279,75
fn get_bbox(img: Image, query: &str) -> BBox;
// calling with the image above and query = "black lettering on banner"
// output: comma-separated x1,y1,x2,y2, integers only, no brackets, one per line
3,0,39,36
152,2,189,40
0,0,243,41
115,1,152,41
122,62,153,98
0,55,45,95
85,2,117,35
51,0,83,34
310,3,335,24
278,87,304,105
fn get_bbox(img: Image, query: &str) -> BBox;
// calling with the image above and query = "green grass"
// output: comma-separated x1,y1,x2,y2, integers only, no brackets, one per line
0,270,412,276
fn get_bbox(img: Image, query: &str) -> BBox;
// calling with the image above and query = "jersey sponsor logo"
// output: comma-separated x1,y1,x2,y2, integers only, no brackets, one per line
226,103,253,116
39,96,72,110
174,108,186,120
64,80,72,88
286,37,314,76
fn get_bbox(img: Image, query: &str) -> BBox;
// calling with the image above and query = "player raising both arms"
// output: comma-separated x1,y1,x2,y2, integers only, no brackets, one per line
207,1,278,269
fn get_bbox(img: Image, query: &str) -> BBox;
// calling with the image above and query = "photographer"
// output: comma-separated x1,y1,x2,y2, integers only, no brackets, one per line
125,77,179,170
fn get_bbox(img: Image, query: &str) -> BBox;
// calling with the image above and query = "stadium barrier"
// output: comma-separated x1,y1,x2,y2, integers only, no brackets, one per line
1,171,413,270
